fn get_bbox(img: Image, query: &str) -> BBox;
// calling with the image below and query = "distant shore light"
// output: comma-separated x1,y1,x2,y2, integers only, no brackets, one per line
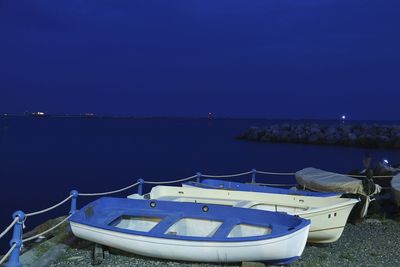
341,115,346,120
383,159,389,164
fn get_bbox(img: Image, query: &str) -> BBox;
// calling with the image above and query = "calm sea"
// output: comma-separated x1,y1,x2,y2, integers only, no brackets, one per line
0,117,399,253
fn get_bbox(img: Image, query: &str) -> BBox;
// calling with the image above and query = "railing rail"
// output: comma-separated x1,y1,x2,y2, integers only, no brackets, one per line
144,174,198,185
0,218,18,240
22,215,72,243
0,243,16,266
78,181,141,197
25,195,73,217
201,170,253,178
0,168,395,266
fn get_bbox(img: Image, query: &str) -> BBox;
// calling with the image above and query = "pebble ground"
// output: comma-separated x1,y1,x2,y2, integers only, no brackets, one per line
50,219,400,267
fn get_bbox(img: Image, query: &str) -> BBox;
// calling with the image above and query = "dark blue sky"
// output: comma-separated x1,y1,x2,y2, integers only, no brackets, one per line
1,1,399,120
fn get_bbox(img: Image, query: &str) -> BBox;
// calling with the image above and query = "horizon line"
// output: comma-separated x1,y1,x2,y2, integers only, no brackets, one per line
0,113,399,122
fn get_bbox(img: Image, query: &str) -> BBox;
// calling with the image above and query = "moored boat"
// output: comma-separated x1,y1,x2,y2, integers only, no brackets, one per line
295,167,382,217
69,197,310,264
130,185,358,243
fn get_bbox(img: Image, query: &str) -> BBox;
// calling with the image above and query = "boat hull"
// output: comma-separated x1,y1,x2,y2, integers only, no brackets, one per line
69,197,310,264
247,198,357,243
70,221,309,263
298,202,355,243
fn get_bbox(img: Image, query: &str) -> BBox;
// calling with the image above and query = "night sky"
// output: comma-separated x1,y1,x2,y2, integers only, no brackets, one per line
1,1,399,120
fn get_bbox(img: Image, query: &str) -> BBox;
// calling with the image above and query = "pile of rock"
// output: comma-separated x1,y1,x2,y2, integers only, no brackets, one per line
237,123,400,149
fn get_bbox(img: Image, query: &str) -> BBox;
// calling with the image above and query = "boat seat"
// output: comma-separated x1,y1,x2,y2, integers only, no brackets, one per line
149,214,183,235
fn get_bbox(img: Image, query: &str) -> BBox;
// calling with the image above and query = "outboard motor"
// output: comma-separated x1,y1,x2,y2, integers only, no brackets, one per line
362,169,376,196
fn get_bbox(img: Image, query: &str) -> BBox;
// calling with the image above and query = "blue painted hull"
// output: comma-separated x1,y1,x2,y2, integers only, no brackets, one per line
69,197,310,263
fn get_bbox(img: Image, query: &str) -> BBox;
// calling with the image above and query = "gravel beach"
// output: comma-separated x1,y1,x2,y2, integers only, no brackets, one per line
47,218,400,267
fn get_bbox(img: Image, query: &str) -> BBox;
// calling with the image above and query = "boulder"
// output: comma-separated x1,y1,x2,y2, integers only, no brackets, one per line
237,123,400,149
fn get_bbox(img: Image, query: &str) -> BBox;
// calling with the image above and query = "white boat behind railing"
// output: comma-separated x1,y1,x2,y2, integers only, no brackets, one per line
295,167,383,218
128,185,359,243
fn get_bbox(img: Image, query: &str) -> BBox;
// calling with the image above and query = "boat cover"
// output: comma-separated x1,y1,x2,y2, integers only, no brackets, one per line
295,167,381,196
391,173,400,206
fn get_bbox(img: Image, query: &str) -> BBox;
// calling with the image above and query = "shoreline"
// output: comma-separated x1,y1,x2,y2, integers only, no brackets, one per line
2,115,400,124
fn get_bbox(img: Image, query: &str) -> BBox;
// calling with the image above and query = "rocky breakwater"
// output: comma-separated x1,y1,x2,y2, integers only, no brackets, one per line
237,123,400,149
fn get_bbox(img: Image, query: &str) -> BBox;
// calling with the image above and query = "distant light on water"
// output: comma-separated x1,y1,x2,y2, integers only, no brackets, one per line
383,159,389,164
341,115,346,120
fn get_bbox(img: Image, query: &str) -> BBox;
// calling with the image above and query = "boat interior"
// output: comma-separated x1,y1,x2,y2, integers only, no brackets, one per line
110,215,272,238
70,197,305,241
130,185,359,215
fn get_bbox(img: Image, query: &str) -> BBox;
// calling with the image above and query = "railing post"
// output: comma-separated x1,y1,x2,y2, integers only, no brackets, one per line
137,178,144,195
5,211,25,267
196,172,202,183
251,169,256,183
69,190,79,215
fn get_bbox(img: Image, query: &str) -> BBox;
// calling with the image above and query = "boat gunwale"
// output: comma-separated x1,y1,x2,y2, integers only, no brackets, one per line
184,179,342,197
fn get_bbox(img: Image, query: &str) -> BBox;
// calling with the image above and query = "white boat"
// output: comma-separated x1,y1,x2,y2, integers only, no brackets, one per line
128,185,359,243
295,167,381,217
70,197,310,264
391,173,400,206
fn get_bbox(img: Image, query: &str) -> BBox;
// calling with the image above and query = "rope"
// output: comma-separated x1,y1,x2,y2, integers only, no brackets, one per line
201,171,253,178
26,195,72,217
256,170,393,179
22,215,72,243
347,174,393,178
0,243,16,265
79,182,140,196
145,175,198,185
0,217,18,240
256,170,393,178
256,170,296,176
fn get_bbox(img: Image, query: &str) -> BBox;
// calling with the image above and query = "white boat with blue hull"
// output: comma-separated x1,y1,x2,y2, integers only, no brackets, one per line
133,185,359,243
69,197,310,264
